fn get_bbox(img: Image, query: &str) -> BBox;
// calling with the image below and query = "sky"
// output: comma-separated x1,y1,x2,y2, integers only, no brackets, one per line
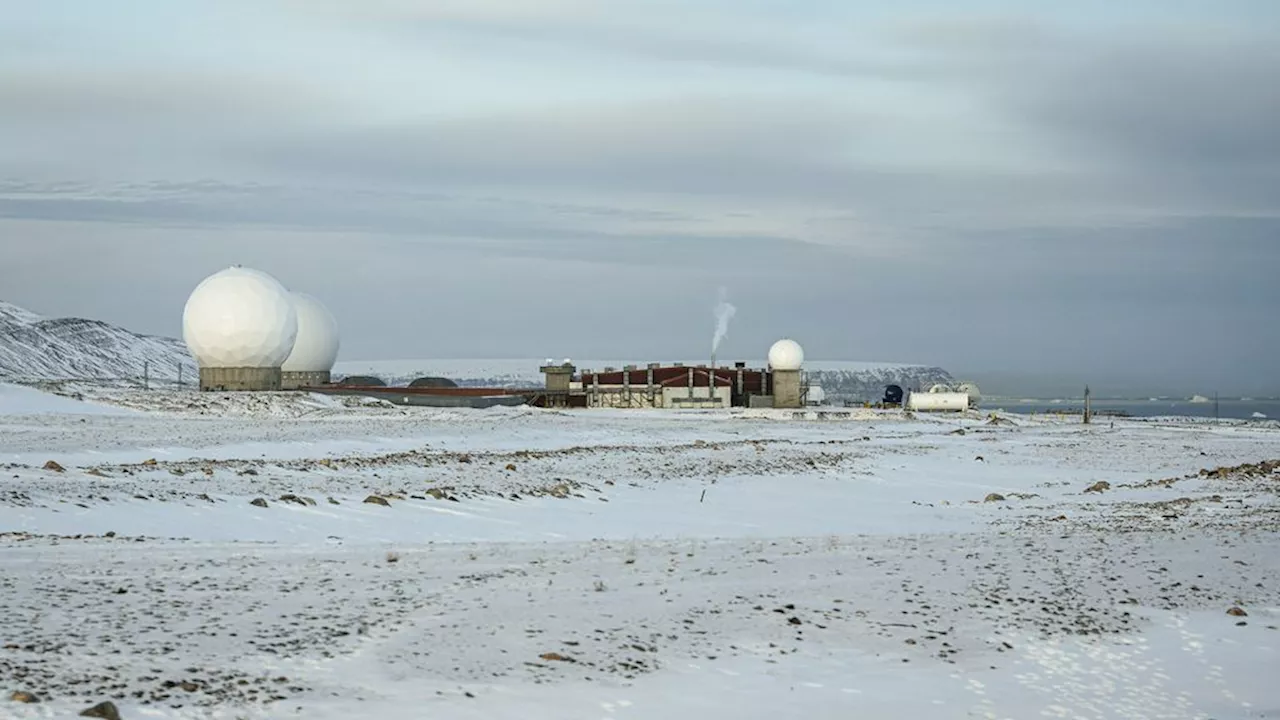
0,0,1277,396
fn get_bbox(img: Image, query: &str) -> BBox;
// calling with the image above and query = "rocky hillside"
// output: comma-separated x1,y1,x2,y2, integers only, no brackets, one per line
0,301,196,382
807,365,955,403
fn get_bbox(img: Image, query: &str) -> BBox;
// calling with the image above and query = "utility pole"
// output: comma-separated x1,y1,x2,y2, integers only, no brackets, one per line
143,361,149,391
1083,384,1092,425
177,362,183,388
1215,391,1220,424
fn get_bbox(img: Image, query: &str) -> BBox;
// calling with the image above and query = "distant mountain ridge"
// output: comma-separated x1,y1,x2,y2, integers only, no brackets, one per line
0,301,196,382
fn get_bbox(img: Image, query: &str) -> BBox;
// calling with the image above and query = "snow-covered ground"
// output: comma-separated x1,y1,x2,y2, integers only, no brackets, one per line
2,382,1278,719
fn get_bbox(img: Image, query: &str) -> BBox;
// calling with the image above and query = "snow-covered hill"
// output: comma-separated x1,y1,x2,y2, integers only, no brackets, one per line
0,301,196,382
0,302,44,326
804,363,955,403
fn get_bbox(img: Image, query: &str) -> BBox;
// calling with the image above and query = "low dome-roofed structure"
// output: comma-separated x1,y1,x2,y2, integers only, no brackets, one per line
408,376,459,388
339,375,386,387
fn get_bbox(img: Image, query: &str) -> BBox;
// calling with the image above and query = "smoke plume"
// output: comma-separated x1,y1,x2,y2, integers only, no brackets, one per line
711,287,736,357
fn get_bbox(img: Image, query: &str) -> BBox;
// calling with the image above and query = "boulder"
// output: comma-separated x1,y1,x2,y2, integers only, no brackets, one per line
79,701,122,720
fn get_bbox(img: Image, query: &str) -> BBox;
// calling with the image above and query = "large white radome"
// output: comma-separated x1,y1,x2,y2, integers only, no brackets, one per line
768,339,805,371
183,266,298,368
282,292,340,372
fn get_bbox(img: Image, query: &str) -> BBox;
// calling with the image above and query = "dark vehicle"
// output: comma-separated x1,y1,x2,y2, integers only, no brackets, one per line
883,384,904,406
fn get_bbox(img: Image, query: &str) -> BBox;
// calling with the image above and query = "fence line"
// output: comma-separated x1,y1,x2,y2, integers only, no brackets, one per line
1,361,197,390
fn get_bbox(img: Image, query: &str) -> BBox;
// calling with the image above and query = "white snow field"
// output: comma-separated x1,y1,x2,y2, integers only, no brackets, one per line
1,383,1278,720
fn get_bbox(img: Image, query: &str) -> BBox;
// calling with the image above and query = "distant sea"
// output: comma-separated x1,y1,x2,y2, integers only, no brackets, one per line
986,398,1278,421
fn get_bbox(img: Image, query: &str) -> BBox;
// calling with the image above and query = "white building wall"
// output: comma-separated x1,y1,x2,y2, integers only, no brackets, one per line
581,384,660,408
662,385,732,409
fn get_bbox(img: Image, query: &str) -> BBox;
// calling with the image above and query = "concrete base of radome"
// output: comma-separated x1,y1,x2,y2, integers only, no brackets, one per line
199,366,282,392
281,370,331,390
772,369,803,409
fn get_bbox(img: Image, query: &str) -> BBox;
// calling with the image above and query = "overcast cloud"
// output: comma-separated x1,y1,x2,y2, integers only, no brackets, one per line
1,0,1277,395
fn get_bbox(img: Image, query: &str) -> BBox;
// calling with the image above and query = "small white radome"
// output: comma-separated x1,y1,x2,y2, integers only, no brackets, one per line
182,266,298,369
282,292,340,372
956,382,981,405
768,339,804,370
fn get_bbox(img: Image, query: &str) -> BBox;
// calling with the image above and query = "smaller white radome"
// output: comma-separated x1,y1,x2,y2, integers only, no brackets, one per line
928,383,953,394
282,292,341,373
183,266,297,369
956,382,981,405
768,339,804,371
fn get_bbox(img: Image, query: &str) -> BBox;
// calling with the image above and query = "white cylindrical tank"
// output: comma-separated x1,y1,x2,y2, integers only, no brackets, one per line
183,266,297,368
956,382,981,407
768,339,804,370
281,292,340,372
928,383,953,394
907,391,969,412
